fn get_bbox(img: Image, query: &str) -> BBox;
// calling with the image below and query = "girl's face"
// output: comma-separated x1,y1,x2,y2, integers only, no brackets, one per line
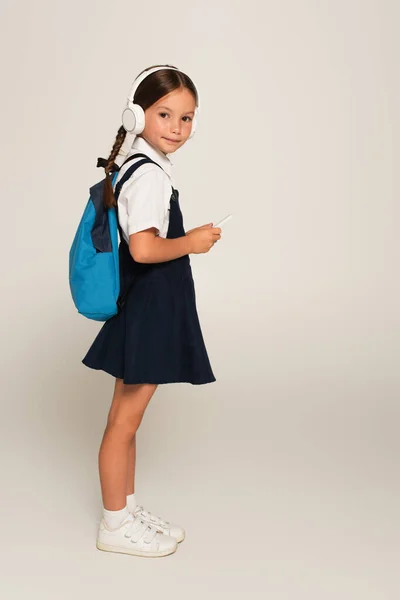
140,87,196,155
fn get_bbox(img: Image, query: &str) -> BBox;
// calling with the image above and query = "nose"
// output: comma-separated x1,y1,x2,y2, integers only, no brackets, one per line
171,118,181,135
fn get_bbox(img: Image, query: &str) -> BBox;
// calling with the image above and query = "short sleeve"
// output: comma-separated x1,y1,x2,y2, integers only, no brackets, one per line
120,167,168,236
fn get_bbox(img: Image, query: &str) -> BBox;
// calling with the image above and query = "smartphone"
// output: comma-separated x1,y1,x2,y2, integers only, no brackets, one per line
213,214,233,228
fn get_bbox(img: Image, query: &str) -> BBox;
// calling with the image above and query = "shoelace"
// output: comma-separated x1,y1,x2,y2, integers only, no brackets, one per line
133,505,169,528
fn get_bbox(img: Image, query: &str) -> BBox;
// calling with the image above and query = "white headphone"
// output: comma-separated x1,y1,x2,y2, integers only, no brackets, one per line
121,66,199,139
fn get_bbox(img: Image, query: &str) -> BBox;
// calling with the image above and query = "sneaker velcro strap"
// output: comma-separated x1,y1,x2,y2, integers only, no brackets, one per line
143,526,158,544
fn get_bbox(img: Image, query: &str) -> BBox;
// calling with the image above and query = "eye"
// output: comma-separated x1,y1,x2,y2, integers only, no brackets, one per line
182,116,193,122
159,112,169,118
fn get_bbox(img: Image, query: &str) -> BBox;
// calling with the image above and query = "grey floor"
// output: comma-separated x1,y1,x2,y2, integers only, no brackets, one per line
3,297,399,599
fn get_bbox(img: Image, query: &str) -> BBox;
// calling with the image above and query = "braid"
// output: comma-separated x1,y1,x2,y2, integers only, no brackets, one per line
103,126,127,208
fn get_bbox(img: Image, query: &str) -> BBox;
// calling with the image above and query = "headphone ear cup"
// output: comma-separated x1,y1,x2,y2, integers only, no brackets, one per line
122,102,145,134
188,108,198,139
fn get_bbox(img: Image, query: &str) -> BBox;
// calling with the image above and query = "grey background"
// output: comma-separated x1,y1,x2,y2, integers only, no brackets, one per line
1,0,399,598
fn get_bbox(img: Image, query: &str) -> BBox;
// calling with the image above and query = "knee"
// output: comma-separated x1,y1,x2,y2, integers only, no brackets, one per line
106,382,157,438
107,406,145,438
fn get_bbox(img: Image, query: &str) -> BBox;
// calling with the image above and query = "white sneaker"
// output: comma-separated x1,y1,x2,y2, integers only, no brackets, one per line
96,512,178,558
132,505,185,543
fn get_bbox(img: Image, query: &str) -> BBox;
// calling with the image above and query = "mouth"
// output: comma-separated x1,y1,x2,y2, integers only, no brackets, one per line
163,138,181,144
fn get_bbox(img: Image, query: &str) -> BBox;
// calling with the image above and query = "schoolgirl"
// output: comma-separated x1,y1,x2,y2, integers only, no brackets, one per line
82,64,222,557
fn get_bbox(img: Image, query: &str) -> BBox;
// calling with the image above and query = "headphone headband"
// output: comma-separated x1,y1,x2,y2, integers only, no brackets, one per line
128,66,177,104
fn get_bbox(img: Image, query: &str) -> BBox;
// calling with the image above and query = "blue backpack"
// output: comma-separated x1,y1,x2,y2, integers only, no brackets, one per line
69,153,162,321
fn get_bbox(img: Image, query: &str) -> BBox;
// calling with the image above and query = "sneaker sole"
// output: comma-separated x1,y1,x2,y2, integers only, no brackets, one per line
96,539,178,558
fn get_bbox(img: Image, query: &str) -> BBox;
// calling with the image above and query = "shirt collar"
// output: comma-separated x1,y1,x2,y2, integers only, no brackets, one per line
129,135,173,177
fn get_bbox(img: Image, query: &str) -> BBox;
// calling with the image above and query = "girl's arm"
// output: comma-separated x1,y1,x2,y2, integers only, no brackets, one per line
129,225,221,263
129,228,191,263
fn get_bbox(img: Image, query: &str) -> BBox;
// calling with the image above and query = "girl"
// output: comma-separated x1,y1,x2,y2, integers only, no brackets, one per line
82,64,222,558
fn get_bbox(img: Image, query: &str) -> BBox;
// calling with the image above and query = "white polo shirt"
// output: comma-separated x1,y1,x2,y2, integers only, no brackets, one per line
113,136,175,243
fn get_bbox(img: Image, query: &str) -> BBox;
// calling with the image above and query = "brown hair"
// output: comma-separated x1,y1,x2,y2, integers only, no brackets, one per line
103,64,198,209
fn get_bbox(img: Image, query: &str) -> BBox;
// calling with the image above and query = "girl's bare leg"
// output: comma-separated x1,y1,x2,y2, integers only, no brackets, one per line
99,378,158,510
126,434,136,496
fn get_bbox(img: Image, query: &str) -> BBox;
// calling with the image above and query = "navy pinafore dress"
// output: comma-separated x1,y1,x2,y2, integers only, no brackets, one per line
82,154,216,386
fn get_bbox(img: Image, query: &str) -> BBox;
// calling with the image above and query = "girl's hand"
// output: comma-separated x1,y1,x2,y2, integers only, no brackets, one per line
186,223,222,254
185,223,213,235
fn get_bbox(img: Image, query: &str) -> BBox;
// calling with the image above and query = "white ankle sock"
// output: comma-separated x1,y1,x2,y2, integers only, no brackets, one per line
126,492,137,513
103,505,129,530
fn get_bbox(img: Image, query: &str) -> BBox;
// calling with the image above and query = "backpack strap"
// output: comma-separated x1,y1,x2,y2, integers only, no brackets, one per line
115,154,163,197
113,153,165,312
114,154,164,241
